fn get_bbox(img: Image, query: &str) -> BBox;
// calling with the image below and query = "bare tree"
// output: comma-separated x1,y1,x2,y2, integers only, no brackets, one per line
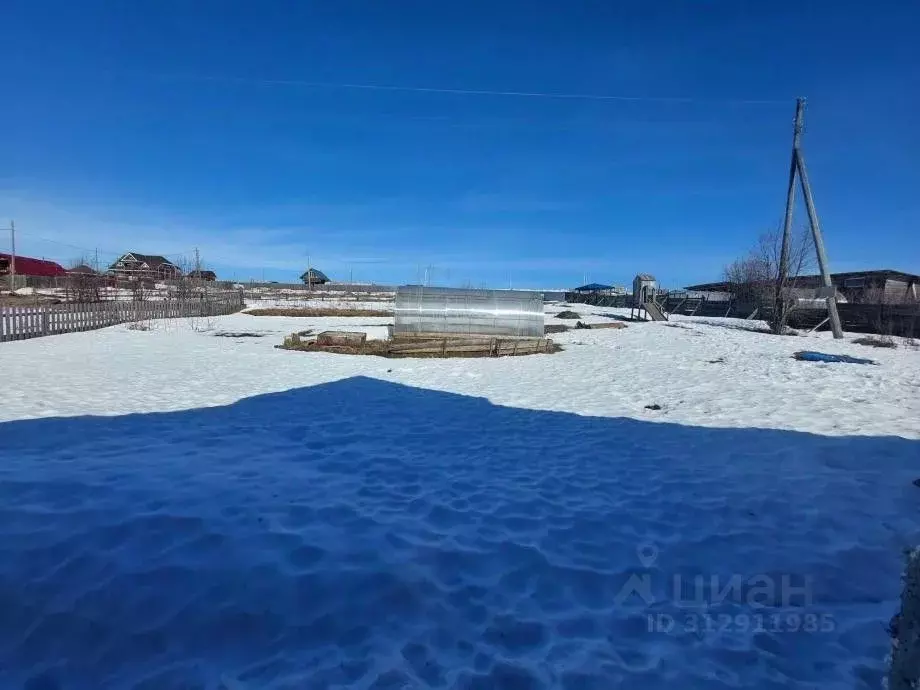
723,227,816,334
64,256,102,303
173,254,216,332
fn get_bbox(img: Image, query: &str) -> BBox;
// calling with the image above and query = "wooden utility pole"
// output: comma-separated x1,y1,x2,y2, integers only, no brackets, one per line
778,98,843,339
777,102,803,309
796,139,843,338
8,221,15,294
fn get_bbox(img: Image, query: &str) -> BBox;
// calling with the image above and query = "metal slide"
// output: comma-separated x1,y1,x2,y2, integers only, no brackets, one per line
643,301,668,321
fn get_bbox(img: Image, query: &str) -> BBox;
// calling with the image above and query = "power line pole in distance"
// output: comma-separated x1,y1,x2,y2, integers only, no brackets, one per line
778,98,843,339
8,221,15,294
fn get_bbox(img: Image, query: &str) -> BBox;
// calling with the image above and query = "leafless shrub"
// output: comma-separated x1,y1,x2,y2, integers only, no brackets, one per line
168,254,221,332
64,257,102,303
853,335,898,349
724,227,815,335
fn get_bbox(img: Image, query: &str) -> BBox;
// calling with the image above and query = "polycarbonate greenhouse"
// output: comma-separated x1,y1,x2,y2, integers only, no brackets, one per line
394,286,544,338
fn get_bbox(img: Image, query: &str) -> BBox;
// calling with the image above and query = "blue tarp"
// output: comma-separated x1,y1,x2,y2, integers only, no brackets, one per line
793,350,877,365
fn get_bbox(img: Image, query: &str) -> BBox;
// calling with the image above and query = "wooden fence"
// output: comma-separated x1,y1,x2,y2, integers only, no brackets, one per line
0,292,244,343
564,291,919,337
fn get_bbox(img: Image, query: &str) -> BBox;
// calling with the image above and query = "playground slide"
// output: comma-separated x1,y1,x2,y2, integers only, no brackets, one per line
643,302,668,321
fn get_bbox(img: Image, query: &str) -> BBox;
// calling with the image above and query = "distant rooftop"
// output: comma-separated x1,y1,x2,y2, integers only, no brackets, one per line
573,283,613,292
686,268,920,292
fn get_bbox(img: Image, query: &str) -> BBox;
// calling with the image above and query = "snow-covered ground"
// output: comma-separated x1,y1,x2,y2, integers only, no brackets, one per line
3,303,917,438
1,305,919,688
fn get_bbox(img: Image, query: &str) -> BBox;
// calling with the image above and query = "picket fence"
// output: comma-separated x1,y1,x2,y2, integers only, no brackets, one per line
0,292,244,343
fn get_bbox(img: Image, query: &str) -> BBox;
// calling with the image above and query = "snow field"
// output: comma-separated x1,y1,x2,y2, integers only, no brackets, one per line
1,304,918,688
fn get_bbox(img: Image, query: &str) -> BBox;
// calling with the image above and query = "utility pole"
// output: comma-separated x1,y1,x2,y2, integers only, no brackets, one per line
778,98,843,339
307,254,312,291
777,101,803,309
797,144,843,338
8,221,15,294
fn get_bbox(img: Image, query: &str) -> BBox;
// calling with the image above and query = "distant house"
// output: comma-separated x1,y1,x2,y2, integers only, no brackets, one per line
686,269,920,305
67,264,98,276
300,268,329,285
109,253,181,281
188,269,217,282
573,282,613,294
572,283,625,296
0,252,67,278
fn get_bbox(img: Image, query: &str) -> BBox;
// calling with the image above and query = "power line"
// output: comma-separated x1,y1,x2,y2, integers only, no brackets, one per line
8,230,199,263
145,71,789,106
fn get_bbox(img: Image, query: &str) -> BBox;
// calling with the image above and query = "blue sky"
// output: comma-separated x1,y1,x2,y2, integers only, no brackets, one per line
2,1,917,288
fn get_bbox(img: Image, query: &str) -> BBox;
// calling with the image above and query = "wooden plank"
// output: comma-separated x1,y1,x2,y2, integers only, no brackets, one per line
316,331,367,347
578,322,627,330
391,331,540,341
387,338,493,352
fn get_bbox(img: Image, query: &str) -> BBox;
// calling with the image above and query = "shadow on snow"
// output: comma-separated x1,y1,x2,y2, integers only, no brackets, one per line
1,376,918,689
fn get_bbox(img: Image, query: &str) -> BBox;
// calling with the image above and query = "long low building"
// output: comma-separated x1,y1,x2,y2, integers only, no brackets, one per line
686,269,919,304
0,253,68,278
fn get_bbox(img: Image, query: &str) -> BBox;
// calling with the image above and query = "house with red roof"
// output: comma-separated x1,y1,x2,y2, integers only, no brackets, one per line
0,253,67,278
